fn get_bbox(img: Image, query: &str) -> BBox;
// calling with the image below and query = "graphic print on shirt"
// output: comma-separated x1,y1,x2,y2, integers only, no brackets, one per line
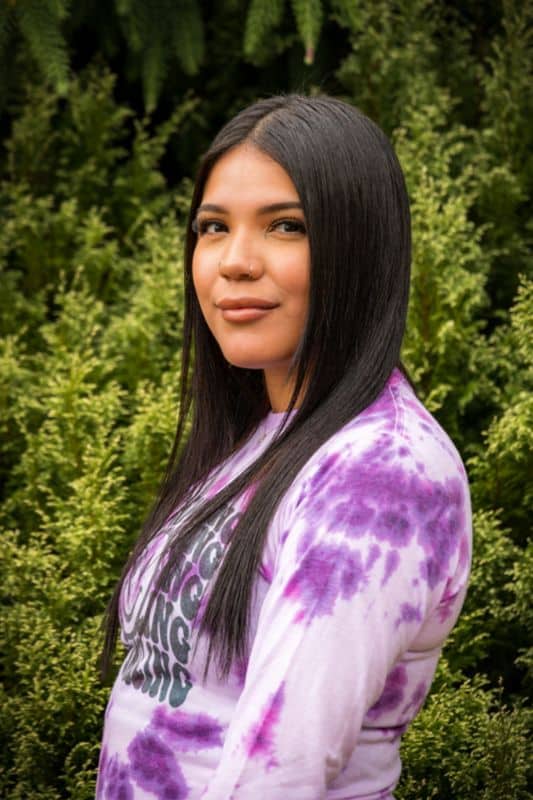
119,502,242,708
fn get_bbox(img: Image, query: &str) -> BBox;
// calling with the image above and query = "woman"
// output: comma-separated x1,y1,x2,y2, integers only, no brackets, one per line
97,95,472,799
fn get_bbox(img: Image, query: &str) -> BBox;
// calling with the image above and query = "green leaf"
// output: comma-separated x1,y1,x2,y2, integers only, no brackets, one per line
171,0,205,75
15,0,70,94
244,0,285,58
290,0,323,64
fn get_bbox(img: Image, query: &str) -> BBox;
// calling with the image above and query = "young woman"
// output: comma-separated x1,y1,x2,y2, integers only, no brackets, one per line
97,95,472,800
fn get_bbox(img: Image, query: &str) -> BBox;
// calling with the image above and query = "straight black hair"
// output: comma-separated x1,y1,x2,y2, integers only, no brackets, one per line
101,94,411,678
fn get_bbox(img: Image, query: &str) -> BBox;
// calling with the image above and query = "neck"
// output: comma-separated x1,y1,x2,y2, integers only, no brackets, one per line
263,365,304,411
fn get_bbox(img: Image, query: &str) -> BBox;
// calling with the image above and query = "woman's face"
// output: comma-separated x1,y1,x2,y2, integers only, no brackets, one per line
192,144,310,410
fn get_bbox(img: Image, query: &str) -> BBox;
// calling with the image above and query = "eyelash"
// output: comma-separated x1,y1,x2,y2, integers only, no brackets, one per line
192,217,306,236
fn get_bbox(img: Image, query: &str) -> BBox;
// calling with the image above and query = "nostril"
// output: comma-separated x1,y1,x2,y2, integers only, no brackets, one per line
218,259,262,280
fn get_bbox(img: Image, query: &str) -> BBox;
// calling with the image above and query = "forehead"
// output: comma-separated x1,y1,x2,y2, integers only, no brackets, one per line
201,144,300,204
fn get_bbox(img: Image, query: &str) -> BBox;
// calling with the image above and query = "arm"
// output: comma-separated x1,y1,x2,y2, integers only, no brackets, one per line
202,430,471,799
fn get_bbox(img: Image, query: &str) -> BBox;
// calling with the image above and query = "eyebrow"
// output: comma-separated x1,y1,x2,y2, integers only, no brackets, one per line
196,201,303,215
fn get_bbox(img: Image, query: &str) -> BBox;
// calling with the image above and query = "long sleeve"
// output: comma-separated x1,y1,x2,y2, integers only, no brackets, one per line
98,373,472,800
202,416,471,799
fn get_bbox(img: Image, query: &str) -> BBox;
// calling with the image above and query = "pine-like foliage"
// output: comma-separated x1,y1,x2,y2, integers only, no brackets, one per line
0,0,205,111
4,0,70,96
329,2,533,789
333,0,442,129
397,664,532,799
0,69,192,797
290,0,323,64
469,277,533,545
0,0,332,109
116,0,204,111
243,0,286,59
1,1,532,796
397,88,491,442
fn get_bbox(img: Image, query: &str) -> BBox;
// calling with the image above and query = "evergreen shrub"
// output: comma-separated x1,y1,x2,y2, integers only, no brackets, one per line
0,70,191,798
1,7,532,790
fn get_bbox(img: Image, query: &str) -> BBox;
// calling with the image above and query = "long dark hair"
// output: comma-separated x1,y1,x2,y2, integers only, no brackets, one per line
101,94,411,677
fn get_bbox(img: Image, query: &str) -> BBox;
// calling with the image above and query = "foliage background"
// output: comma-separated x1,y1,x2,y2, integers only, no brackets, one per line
0,0,531,797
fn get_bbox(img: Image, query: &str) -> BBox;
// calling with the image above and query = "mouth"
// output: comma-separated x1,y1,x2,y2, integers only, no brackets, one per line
216,297,279,322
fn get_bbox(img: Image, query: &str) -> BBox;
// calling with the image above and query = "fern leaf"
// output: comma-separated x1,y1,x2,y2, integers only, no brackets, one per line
0,3,14,51
171,0,205,75
290,0,323,64
15,0,70,94
116,0,151,53
244,0,285,59
142,42,167,114
130,0,171,112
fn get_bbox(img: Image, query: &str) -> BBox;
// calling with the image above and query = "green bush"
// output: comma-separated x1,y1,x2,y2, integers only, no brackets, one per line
0,70,189,797
1,3,532,793
397,664,532,800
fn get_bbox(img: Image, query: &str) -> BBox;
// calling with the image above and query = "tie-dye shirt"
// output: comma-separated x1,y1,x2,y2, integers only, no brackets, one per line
97,369,472,800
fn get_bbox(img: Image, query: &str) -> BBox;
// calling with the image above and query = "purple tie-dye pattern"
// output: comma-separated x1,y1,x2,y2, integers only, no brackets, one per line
124,709,223,798
366,543,381,571
367,665,408,719
282,438,465,622
436,580,462,623
127,731,189,799
309,453,342,493
416,477,465,588
150,707,224,751
246,683,285,767
121,709,224,798
333,501,375,532
99,372,471,800
98,744,108,778
259,561,273,582
375,508,411,546
97,747,134,800
313,458,418,542
280,528,290,545
395,602,422,628
382,549,400,586
366,381,397,416
283,541,367,618
401,681,427,718
317,457,463,586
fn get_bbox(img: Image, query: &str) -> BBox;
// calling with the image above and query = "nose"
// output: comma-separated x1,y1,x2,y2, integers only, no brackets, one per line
218,233,264,281
219,257,263,280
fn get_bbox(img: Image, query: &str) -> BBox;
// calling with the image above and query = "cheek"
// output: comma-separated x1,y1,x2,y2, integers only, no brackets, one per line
192,258,211,310
281,263,310,319
191,256,201,294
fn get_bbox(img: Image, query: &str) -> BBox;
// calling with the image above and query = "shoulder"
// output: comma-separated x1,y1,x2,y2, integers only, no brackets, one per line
287,370,468,508
268,370,471,586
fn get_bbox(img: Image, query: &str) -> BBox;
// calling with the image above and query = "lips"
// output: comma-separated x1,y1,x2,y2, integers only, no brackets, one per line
216,297,278,310
216,297,278,322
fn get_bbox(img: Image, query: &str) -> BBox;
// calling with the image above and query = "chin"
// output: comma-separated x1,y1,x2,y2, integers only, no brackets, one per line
224,356,266,371
220,348,285,372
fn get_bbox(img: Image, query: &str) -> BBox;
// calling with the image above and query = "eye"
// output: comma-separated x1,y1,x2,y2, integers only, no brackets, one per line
269,218,307,235
192,218,227,236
